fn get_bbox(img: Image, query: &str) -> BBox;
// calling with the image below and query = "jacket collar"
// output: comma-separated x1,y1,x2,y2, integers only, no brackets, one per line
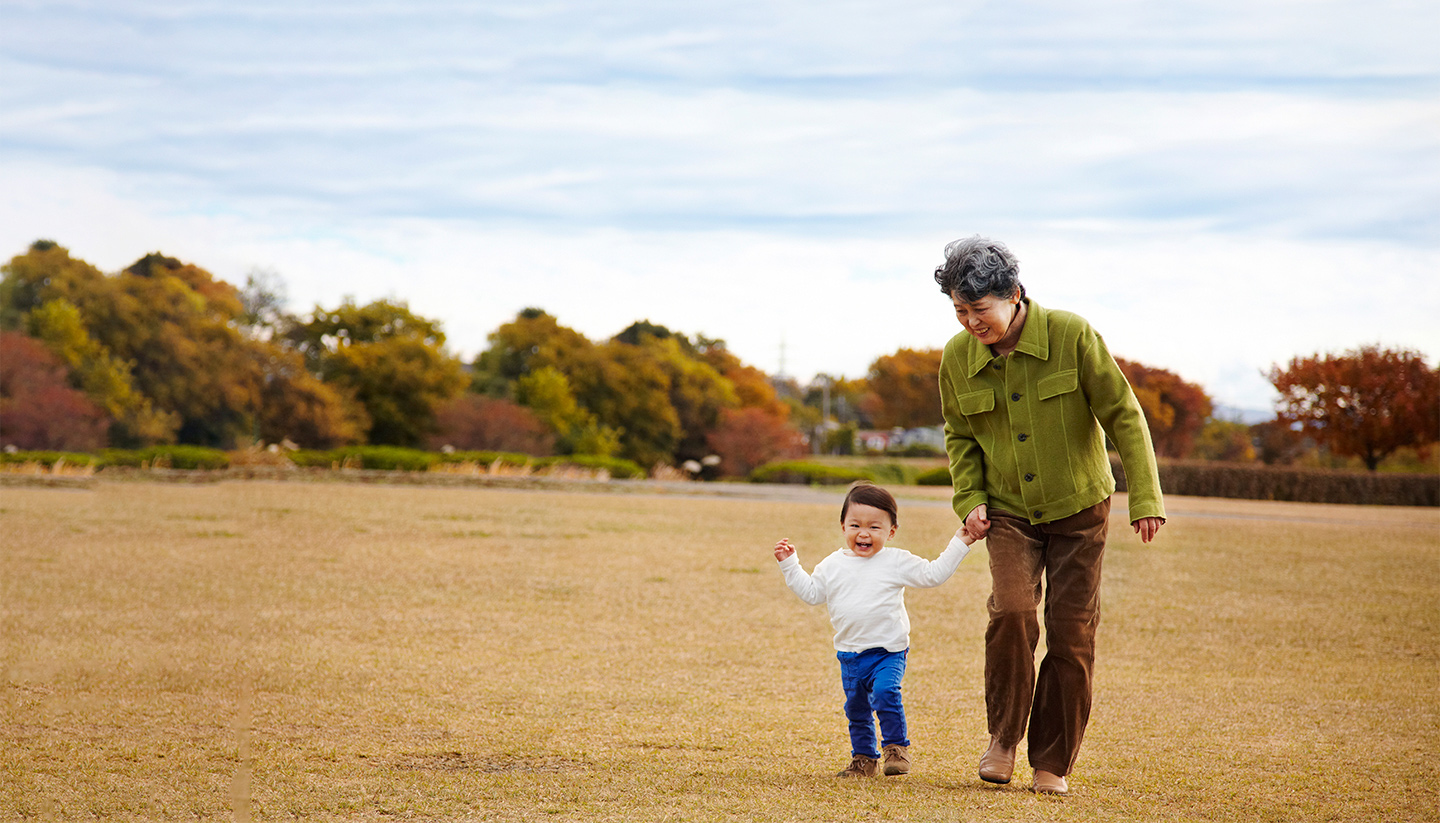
965,298,1050,377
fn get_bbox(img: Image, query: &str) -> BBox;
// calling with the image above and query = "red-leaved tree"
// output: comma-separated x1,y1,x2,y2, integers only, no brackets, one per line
705,407,805,477
427,394,555,455
1115,358,1213,458
1267,344,1438,471
0,331,109,450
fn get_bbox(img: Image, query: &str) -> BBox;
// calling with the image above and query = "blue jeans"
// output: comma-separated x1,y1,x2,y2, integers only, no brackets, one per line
837,648,909,758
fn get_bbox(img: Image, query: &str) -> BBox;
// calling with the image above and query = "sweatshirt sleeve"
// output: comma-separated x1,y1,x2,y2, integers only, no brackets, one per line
891,537,971,589
777,554,827,605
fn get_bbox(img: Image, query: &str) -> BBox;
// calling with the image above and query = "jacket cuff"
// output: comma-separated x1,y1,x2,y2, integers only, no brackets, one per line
953,491,989,522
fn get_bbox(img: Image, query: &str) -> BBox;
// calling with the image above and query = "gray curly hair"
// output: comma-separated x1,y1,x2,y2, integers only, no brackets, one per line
933,236,1025,303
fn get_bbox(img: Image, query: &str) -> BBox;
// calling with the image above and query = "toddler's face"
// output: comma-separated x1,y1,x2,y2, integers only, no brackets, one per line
841,502,896,558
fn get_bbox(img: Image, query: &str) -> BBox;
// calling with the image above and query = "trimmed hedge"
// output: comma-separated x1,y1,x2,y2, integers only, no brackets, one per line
538,454,646,480
5,445,647,479
1,450,98,467
749,460,875,485
916,466,952,486
436,450,534,468
97,446,230,470
289,446,438,471
1111,456,1438,507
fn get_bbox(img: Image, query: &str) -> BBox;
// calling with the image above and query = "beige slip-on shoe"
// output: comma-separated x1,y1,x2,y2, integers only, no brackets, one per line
977,737,1016,784
1033,769,1069,794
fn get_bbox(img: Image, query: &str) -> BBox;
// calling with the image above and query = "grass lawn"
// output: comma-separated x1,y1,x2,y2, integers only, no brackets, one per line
2,481,1436,821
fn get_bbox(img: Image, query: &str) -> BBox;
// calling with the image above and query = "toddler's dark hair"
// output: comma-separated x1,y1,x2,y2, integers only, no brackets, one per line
840,481,899,527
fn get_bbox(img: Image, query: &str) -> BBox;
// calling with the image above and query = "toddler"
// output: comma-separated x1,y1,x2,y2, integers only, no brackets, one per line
774,481,975,778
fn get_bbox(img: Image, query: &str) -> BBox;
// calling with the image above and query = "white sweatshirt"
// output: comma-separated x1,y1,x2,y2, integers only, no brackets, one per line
777,537,970,653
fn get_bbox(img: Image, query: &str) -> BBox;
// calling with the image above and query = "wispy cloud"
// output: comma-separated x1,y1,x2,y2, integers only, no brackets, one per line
1,0,1436,410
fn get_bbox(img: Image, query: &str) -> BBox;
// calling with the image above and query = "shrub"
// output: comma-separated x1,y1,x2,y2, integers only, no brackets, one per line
288,446,437,471
749,460,874,485
0,450,98,467
916,466,951,486
436,450,534,469
96,446,231,470
539,454,646,480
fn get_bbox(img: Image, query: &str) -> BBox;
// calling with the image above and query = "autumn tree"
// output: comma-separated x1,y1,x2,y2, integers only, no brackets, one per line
514,366,620,456
866,348,944,429
471,308,594,396
2,242,368,448
699,338,790,421
477,311,767,469
1114,358,1213,459
427,395,555,455
1191,419,1257,462
1250,419,1308,466
1267,344,1439,471
0,331,109,450
289,299,466,447
705,407,806,477
2,243,254,445
617,328,737,464
23,297,177,444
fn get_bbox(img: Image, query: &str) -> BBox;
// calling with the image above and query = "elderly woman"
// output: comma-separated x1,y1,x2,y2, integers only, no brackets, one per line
935,236,1165,795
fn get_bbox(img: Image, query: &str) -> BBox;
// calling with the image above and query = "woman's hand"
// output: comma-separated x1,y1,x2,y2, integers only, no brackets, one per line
774,538,796,562
964,504,991,539
1132,517,1164,544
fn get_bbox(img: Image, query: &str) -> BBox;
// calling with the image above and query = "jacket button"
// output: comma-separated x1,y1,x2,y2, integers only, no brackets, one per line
1033,510,1043,518
1011,392,1021,401
1017,433,1028,441
993,362,1002,370
1024,473,1035,482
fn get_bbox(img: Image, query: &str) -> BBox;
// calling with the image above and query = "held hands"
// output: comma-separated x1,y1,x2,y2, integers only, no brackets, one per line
964,503,991,540
774,538,796,562
1132,516,1164,544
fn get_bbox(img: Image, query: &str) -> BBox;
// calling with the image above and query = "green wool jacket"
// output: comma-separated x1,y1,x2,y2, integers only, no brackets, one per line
939,299,1165,526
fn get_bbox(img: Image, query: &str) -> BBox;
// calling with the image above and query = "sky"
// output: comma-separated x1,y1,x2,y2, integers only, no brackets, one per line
2,1,1437,415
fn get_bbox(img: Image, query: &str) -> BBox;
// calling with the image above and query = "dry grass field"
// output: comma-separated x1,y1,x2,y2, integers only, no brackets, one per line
2,480,1437,822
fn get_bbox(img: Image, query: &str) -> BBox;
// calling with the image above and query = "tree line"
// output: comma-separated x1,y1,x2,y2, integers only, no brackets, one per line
1,241,1435,473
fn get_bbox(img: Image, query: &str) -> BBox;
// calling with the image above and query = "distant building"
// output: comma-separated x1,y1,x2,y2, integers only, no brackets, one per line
852,425,946,454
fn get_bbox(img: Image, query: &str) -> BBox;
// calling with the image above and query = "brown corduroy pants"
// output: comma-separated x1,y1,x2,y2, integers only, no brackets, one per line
984,498,1110,777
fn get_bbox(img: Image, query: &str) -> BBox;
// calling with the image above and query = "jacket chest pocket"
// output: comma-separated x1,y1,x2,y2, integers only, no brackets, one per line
957,388,995,416
1037,369,1079,401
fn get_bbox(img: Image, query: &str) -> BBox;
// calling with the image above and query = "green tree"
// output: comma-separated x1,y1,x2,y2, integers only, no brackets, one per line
24,298,178,445
291,299,466,446
1192,419,1257,462
515,366,620,456
628,333,737,463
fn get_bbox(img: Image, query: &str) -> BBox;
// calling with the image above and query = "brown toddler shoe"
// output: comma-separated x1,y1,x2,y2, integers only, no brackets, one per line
836,754,879,778
881,744,911,775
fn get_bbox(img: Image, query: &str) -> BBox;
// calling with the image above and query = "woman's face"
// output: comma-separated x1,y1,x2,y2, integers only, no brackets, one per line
951,292,1023,346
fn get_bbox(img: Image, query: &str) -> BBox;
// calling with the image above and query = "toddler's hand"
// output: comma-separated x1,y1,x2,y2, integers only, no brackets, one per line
955,524,979,545
774,538,796,562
